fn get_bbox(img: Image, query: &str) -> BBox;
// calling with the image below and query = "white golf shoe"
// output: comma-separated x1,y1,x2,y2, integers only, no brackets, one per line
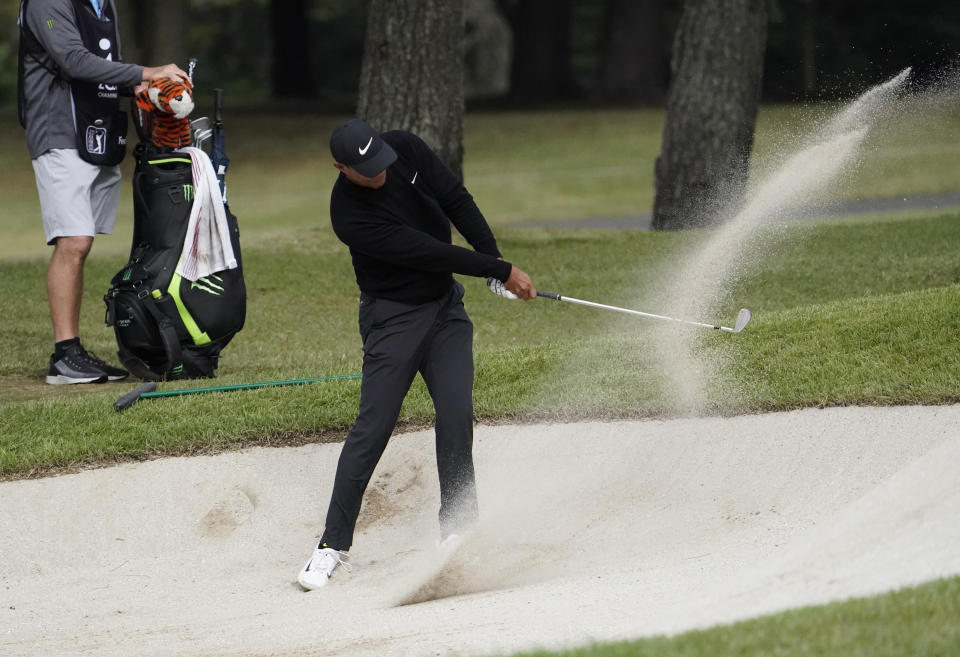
436,533,462,553
297,545,350,590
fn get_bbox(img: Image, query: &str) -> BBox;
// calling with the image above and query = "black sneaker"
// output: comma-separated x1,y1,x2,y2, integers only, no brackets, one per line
46,344,108,385
46,343,129,385
81,348,130,382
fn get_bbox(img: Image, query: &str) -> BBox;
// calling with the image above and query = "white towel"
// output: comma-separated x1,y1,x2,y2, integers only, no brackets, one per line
175,147,238,281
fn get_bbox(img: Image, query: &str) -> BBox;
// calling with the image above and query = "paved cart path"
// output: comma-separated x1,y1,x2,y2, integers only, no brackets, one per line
523,191,960,230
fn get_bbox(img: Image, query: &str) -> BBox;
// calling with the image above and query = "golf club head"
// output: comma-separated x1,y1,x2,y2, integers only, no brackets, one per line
193,129,213,150
733,308,752,333
190,117,211,146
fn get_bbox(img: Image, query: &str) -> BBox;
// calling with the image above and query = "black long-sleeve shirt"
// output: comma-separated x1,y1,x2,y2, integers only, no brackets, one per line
330,130,513,303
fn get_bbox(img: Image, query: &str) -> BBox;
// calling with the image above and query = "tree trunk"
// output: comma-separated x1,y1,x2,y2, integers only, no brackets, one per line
149,0,189,66
113,0,138,63
464,0,512,100
114,0,188,68
358,0,466,179
801,0,817,95
503,0,574,103
270,0,315,99
652,0,767,230
595,0,667,103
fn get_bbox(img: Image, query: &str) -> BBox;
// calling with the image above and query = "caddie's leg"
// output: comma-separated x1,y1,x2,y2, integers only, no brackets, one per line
420,282,478,538
47,236,93,341
319,295,435,551
33,150,102,343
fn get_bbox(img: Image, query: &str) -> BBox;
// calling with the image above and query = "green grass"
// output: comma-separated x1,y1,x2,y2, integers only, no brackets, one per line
725,284,960,409
2,213,959,474
2,101,959,259
502,576,960,657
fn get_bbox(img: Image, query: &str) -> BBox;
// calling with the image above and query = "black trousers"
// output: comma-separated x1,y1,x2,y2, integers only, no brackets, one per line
320,282,478,550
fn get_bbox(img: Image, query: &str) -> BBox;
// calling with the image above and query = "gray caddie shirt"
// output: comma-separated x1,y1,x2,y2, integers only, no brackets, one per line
21,0,143,160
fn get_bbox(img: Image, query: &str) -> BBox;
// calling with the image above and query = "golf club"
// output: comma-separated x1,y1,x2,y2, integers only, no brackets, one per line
114,374,362,411
537,290,752,333
190,116,212,148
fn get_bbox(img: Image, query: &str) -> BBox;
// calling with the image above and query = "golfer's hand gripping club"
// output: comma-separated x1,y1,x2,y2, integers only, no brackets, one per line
505,265,536,300
487,277,518,299
488,262,536,300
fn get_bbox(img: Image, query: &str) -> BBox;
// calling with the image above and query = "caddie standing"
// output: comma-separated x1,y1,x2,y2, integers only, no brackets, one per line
18,0,186,384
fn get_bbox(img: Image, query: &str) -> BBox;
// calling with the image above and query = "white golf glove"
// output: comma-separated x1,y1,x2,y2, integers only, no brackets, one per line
487,277,518,299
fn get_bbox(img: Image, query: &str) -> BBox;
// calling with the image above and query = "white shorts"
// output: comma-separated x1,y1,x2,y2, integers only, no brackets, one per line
32,149,123,245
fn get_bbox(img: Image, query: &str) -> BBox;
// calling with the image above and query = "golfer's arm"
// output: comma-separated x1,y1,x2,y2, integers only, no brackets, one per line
341,220,511,281
443,192,502,258
428,163,501,257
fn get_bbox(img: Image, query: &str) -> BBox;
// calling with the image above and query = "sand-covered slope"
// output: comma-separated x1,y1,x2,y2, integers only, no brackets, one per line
2,405,958,657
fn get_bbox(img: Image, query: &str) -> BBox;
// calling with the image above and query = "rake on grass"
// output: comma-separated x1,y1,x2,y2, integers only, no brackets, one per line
113,374,362,411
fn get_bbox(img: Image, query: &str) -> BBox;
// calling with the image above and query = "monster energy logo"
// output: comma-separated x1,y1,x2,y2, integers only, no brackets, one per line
190,274,225,296
122,267,133,281
46,19,55,29
171,363,184,376
183,185,194,202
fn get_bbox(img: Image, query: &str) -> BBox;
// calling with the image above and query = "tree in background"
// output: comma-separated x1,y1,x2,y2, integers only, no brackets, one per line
0,3,18,105
5,0,958,112
270,0,315,99
115,0,190,69
499,0,577,103
465,0,512,100
764,0,960,100
357,0,466,179
594,0,667,103
652,0,767,230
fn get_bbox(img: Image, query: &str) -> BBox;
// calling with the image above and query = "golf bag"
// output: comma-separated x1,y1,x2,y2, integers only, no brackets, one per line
104,143,246,380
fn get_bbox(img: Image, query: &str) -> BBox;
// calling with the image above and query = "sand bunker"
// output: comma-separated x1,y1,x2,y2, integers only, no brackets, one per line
2,404,958,657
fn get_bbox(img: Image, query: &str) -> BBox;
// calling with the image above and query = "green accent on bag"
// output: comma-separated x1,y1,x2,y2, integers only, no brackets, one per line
168,272,211,345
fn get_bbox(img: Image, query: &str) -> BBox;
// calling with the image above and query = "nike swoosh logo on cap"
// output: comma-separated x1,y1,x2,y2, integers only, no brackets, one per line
359,137,373,155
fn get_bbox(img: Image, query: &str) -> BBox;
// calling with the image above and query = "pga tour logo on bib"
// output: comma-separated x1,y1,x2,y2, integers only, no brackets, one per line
85,122,108,155
85,119,125,156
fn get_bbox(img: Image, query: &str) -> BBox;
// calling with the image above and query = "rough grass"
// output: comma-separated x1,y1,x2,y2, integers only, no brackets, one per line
503,576,960,657
1,213,959,476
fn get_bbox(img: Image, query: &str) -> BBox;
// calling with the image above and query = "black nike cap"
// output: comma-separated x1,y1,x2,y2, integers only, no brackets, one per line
329,118,397,177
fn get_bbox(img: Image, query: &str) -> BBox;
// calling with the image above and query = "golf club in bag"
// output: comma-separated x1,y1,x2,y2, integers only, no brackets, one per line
104,82,246,381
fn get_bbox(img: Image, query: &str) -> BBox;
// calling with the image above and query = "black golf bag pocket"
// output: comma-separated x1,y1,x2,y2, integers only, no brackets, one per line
105,144,246,381
109,288,164,364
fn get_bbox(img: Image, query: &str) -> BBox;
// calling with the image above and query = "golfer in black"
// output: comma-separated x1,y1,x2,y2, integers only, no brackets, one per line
298,119,536,590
